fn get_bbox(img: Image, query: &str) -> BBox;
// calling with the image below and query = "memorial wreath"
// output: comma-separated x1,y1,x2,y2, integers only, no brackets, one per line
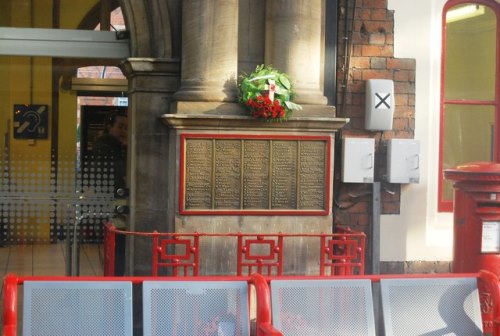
239,64,302,122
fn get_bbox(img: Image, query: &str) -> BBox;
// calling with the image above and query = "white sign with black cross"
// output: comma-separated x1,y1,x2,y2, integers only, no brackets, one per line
375,92,391,110
365,79,394,131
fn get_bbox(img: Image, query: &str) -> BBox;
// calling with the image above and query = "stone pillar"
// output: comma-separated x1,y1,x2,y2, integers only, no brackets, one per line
173,0,239,102
119,58,180,275
265,0,328,105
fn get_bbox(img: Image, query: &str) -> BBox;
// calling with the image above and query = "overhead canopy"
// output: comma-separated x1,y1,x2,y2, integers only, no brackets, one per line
0,27,130,59
71,78,128,96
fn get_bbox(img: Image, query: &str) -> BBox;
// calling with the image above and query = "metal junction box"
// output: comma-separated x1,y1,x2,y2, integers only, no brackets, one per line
387,139,420,183
342,138,374,183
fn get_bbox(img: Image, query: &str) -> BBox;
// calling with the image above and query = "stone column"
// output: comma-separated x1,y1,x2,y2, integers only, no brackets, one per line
173,0,239,102
120,58,180,275
265,0,328,105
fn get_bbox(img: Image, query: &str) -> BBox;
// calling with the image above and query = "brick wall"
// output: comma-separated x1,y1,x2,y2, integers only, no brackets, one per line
334,0,416,262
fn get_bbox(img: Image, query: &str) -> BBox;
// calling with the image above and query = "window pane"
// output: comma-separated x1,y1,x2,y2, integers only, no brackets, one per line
442,104,495,199
445,4,496,101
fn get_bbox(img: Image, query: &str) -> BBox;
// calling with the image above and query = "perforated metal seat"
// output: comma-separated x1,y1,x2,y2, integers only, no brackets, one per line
270,279,376,336
380,277,483,336
143,280,250,336
23,281,133,336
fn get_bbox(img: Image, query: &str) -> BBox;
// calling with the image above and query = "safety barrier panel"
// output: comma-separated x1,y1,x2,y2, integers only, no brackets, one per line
3,271,499,336
104,224,366,277
2,274,282,336
252,271,500,336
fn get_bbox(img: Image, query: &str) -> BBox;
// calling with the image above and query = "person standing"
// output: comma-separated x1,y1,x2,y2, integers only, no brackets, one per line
93,110,128,276
93,110,128,195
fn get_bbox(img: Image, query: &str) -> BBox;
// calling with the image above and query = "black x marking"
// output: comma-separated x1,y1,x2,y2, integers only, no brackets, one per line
375,93,390,109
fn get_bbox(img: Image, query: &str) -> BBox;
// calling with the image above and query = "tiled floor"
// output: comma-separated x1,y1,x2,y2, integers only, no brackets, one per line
0,243,103,333
0,243,103,278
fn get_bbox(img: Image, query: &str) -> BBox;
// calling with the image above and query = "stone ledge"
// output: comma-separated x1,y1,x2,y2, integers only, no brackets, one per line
161,113,349,133
162,102,349,132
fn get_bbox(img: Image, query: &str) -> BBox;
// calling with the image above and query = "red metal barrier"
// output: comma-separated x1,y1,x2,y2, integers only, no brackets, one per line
104,224,366,277
2,274,279,336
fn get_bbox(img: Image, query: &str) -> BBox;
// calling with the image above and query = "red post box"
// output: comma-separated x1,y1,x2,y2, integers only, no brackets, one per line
445,162,500,334
444,162,500,276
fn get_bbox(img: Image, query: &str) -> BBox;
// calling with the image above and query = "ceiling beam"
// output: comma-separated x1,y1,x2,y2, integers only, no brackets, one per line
0,27,130,59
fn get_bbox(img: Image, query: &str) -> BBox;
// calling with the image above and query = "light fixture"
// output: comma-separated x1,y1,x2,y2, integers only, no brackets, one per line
446,4,485,23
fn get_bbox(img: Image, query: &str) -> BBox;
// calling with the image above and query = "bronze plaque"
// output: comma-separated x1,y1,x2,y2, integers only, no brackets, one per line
299,141,326,209
184,139,213,209
214,140,242,209
243,140,270,209
271,141,298,209
181,135,331,215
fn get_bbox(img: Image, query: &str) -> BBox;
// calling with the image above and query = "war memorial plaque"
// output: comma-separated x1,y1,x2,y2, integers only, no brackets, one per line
180,134,331,215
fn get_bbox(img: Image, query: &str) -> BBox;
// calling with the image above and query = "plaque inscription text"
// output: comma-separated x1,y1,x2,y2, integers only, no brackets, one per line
182,135,330,214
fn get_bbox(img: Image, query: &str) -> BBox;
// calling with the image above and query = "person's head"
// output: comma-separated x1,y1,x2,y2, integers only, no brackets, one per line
104,110,128,144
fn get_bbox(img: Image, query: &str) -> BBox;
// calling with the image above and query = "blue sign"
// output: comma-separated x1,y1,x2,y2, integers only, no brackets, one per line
13,104,49,139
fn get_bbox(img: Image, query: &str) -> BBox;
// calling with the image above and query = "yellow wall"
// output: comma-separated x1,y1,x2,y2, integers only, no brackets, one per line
61,1,99,29
0,0,100,241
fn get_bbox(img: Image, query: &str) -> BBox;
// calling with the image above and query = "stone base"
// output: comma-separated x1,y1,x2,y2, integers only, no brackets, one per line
160,104,349,275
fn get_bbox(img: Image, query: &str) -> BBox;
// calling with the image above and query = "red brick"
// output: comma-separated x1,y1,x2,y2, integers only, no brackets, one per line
341,130,369,138
382,202,400,214
369,32,386,45
361,45,383,56
347,105,364,117
350,212,371,227
371,9,388,20
382,188,400,202
363,0,388,9
409,117,415,131
362,45,393,57
354,21,365,32
394,81,415,94
395,93,409,106
387,58,416,70
351,57,370,69
393,106,414,118
385,32,394,45
380,45,394,57
361,69,393,80
389,131,413,139
359,9,372,20
394,70,415,81
351,93,364,106
351,69,363,81
363,21,394,34
352,45,363,57
386,10,395,21
408,94,415,106
352,32,369,44
393,117,409,130
370,57,386,69
348,80,365,92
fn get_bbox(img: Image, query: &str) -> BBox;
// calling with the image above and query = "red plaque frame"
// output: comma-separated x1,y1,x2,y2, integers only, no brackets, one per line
179,134,332,216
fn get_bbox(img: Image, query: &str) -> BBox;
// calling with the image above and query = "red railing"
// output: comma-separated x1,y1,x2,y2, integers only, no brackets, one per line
104,224,366,277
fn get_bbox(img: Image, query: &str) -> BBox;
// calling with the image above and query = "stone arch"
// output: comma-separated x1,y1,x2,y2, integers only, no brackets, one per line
118,0,181,58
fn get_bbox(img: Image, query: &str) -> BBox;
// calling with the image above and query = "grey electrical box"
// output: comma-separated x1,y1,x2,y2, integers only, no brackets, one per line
387,139,420,183
365,79,394,131
342,138,375,183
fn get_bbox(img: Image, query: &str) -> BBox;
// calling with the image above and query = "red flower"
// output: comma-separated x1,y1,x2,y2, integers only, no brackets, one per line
245,94,287,120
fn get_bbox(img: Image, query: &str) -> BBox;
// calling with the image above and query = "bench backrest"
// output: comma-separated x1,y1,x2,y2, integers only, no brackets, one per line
143,280,250,336
22,281,133,336
270,279,376,336
380,277,483,336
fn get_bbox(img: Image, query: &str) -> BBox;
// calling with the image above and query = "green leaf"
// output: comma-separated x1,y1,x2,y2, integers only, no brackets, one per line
285,101,302,111
278,74,291,90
